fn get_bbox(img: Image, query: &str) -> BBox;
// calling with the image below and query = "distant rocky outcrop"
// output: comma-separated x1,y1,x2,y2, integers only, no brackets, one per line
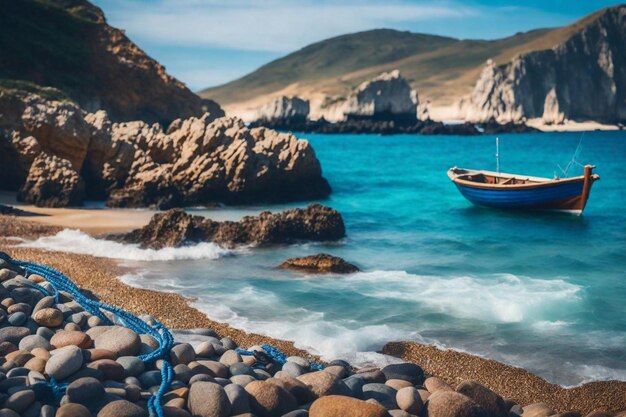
252,117,480,135
0,90,331,208
460,7,625,124
279,253,360,274
249,71,485,134
343,70,418,122
254,96,310,124
0,0,223,125
115,204,346,249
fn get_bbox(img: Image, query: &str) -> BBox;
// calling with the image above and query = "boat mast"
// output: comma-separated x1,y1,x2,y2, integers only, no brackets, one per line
495,137,500,173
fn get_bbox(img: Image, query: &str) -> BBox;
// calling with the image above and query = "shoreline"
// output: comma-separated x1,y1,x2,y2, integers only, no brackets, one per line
1,215,625,414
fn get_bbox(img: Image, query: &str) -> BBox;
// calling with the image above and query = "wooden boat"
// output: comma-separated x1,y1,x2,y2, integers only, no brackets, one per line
447,165,599,215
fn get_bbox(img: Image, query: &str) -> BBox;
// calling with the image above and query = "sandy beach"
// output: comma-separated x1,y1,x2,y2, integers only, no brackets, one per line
1,212,625,414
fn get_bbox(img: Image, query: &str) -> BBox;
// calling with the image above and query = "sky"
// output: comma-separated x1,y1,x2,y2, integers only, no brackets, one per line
91,0,622,91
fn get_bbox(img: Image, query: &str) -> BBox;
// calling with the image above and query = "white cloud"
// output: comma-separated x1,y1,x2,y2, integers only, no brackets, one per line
102,0,478,52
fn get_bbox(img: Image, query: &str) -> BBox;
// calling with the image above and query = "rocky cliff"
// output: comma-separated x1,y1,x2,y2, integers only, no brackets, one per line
342,70,418,122
0,90,331,208
0,0,223,125
460,6,626,124
254,96,310,123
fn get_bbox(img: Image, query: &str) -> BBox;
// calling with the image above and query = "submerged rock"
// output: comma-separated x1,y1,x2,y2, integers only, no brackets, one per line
279,253,359,274
115,204,346,249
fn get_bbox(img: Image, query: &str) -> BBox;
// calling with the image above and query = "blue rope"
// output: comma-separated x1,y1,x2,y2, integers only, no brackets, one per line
236,344,325,371
0,252,173,417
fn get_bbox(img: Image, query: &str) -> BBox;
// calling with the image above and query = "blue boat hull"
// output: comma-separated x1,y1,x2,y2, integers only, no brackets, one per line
448,165,599,215
454,181,584,210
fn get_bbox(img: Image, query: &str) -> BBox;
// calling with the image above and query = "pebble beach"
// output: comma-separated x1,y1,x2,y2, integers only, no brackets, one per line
1,216,625,417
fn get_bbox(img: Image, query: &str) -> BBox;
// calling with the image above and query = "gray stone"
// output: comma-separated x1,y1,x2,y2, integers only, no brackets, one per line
220,350,242,366
40,404,55,417
363,383,397,409
196,360,229,378
283,362,307,378
18,335,51,352
230,362,256,377
36,327,54,340
253,369,271,381
174,364,193,384
170,343,195,365
116,356,145,377
286,356,310,368
3,389,35,413
225,382,251,415
189,374,216,385
231,374,257,387
188,381,231,417
381,363,424,385
45,346,83,380
66,377,105,405
138,370,162,388
94,327,141,356
194,341,216,358
8,312,26,326
389,410,415,417
220,337,237,350
0,327,30,345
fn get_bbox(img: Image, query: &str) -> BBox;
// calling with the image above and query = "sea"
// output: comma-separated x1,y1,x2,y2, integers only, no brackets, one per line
18,131,626,387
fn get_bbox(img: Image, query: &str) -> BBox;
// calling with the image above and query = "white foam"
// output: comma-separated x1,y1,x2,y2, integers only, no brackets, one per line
15,229,231,261
345,270,582,323
191,298,418,367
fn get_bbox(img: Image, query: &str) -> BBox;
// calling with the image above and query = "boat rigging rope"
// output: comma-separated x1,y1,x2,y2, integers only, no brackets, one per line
557,132,586,178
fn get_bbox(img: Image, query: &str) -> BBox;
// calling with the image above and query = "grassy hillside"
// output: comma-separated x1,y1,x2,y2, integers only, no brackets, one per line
201,8,609,107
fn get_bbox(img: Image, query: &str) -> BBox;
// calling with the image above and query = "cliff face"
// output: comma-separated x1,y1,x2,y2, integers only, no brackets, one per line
0,90,330,208
254,96,310,123
0,0,223,125
343,70,418,121
460,6,626,124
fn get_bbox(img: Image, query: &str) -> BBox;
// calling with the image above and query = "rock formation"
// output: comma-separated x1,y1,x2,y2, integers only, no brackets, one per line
254,96,310,123
0,0,223,125
0,90,331,208
343,70,418,122
248,71,486,134
279,254,360,274
115,204,346,249
459,7,626,124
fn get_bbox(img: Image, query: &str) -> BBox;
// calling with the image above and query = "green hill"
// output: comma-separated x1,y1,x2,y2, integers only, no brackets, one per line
201,8,612,108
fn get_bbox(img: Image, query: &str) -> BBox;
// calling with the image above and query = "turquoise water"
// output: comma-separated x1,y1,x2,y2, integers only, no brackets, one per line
25,131,626,386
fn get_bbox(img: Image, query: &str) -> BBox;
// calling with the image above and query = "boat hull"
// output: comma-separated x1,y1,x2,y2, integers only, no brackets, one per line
453,181,586,213
448,165,599,215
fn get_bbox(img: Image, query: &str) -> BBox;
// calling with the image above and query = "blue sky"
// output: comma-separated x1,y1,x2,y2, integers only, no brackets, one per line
92,0,621,91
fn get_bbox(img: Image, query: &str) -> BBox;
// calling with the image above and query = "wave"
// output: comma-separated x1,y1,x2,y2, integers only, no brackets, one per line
15,229,231,261
191,299,419,367
342,270,582,323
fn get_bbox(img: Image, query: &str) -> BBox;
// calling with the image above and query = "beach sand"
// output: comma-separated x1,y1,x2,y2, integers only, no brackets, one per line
1,214,624,414
0,197,155,236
